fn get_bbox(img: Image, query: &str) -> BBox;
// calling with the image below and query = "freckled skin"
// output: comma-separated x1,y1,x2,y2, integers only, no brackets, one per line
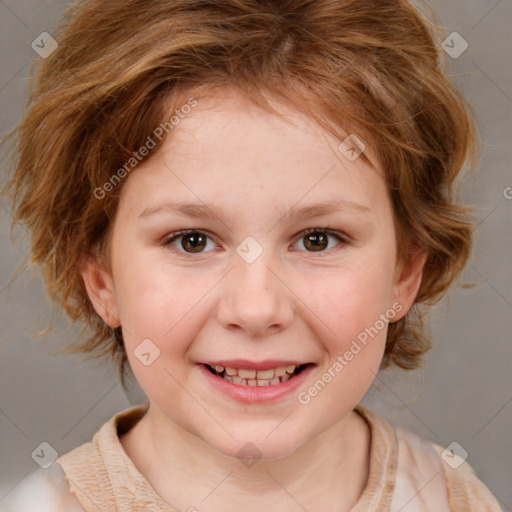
81,89,425,511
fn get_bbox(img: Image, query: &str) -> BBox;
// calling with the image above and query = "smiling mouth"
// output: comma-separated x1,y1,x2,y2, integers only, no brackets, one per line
204,363,310,386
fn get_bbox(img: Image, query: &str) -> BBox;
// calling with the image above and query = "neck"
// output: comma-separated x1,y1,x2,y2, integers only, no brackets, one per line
120,403,370,512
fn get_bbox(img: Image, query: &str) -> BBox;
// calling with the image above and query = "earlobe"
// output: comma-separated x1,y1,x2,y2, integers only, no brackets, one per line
80,256,120,327
392,249,427,321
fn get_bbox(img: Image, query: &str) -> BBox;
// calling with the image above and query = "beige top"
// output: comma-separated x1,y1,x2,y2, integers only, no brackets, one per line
1,402,502,511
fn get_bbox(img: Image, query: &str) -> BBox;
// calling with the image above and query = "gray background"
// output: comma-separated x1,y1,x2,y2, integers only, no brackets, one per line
0,0,511,509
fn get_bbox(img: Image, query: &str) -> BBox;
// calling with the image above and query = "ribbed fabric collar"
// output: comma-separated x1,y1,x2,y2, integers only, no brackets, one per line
58,402,397,511
352,404,397,511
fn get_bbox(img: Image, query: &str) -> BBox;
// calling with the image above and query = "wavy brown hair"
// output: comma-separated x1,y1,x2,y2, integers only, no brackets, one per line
1,0,477,391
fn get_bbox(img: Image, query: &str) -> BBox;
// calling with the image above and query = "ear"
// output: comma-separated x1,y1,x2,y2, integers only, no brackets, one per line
80,255,120,327
391,247,427,321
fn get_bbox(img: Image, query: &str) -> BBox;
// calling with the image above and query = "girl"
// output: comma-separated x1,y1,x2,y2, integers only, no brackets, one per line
1,0,502,510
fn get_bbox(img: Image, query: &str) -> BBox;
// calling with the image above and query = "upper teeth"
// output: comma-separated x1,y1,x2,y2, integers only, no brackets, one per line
213,365,298,379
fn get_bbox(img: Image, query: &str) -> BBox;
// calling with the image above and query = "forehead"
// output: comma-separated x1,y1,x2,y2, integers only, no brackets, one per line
163,89,379,168
120,89,390,224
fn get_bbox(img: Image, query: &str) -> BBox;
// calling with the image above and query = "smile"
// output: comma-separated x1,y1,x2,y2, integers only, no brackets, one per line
205,363,308,386
199,360,315,403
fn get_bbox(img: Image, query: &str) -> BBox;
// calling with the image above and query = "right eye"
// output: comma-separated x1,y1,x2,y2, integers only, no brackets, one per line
161,230,218,255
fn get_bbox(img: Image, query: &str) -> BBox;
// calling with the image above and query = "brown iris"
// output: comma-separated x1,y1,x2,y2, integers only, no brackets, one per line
303,232,328,251
181,232,207,253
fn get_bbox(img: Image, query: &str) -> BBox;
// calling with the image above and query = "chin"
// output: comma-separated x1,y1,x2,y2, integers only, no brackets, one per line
206,431,302,466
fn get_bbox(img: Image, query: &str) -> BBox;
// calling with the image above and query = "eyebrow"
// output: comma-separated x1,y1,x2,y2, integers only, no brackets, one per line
138,199,372,223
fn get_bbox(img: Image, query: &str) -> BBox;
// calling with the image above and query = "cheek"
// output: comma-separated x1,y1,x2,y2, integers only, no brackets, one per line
299,257,396,339
116,259,207,400
112,243,205,332
112,254,225,396
294,265,396,414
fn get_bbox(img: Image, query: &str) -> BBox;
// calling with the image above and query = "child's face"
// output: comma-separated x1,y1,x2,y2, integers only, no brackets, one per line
84,90,424,460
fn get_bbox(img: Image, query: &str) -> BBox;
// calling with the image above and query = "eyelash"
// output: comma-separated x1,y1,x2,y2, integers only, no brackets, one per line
160,226,348,257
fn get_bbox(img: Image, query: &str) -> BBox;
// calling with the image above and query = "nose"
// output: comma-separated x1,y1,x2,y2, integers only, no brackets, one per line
216,248,295,337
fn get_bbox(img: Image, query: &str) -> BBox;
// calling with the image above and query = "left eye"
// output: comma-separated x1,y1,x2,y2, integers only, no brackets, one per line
161,228,346,255
292,228,346,252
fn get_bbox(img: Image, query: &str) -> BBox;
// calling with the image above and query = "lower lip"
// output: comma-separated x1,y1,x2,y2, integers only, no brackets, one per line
198,363,315,403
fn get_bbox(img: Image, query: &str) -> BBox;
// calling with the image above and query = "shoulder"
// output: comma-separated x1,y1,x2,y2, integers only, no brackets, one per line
431,442,503,512
390,427,451,512
0,462,85,512
390,426,502,512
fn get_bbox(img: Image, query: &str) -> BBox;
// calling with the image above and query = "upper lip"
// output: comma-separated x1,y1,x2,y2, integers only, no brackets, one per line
202,360,311,371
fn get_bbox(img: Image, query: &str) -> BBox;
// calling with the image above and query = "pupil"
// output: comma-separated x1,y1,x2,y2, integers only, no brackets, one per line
183,233,206,252
306,233,327,251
